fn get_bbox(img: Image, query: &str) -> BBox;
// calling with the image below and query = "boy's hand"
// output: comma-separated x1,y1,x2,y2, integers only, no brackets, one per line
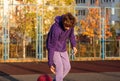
50,66,56,74
73,47,77,55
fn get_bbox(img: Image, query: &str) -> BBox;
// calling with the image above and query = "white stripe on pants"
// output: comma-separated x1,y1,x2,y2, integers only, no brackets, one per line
53,51,71,81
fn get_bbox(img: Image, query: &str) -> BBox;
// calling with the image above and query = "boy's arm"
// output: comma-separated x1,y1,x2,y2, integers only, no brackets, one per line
69,28,77,54
46,24,60,67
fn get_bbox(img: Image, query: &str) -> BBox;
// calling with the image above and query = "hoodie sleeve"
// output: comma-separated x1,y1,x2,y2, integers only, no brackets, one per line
46,24,60,67
69,28,76,48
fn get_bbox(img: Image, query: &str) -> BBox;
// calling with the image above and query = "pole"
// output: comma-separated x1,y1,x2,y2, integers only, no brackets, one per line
101,18,105,60
3,0,9,61
37,16,43,60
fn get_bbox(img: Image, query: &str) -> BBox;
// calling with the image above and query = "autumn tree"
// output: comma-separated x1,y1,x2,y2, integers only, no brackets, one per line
80,0,112,57
10,3,37,58
36,0,76,58
9,0,75,58
108,8,120,56
42,0,75,34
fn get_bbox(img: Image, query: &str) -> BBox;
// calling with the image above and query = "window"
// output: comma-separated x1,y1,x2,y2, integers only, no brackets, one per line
81,0,85,3
78,10,86,16
90,0,95,4
103,0,115,2
76,0,85,4
111,8,115,15
112,21,115,25
104,0,108,2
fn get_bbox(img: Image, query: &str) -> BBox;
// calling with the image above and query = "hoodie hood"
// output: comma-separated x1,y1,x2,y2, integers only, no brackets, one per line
55,15,65,30
55,16,62,24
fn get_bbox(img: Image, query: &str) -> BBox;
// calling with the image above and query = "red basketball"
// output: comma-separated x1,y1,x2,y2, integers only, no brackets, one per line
37,74,52,81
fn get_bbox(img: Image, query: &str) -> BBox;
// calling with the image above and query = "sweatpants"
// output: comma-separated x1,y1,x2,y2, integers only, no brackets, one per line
53,51,71,81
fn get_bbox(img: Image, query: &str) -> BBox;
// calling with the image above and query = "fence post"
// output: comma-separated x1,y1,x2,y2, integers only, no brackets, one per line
37,16,43,60
101,18,105,60
3,0,9,61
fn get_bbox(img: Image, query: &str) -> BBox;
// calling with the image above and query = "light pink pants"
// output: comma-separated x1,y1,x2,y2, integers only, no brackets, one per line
53,51,71,81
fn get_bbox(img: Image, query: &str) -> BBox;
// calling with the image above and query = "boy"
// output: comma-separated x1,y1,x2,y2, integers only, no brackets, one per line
46,12,77,81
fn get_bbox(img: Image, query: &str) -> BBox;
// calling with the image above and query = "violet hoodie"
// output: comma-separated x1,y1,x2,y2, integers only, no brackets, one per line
46,15,76,67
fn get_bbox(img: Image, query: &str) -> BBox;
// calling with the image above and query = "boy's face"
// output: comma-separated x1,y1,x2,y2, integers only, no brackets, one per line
63,23,71,30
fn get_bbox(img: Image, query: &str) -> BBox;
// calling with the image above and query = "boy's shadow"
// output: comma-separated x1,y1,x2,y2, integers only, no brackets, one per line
0,71,19,81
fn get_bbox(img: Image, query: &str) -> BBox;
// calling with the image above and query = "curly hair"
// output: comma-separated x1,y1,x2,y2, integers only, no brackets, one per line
62,12,76,28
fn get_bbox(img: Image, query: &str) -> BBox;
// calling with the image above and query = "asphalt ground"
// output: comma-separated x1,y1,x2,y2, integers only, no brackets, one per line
0,60,120,81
